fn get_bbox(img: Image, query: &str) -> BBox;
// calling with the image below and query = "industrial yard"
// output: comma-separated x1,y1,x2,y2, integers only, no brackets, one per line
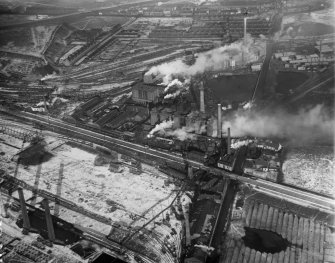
0,0,334,262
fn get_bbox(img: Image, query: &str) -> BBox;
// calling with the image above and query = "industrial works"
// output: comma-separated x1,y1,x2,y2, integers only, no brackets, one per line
0,0,334,262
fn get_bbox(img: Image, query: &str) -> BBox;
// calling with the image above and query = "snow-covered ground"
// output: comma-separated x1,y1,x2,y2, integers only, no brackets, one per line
0,132,177,229
282,146,334,196
0,130,184,261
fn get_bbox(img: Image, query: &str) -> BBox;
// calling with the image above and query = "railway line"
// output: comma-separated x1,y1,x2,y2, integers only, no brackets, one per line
1,109,334,216
0,185,158,263
58,49,187,82
0,171,175,263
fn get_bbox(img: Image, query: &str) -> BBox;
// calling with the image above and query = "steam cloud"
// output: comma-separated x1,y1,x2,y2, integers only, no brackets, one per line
163,78,190,100
220,104,334,145
146,34,264,83
149,119,174,136
148,117,205,141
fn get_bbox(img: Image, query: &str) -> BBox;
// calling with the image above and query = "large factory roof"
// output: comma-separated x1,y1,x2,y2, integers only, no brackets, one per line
133,82,166,91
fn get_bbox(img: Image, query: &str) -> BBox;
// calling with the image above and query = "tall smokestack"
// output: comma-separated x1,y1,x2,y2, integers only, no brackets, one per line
217,104,222,138
199,82,205,113
243,17,247,44
18,188,30,235
227,127,231,154
43,199,55,242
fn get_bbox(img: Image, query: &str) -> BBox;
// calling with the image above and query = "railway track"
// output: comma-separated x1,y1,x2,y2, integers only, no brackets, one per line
2,110,334,215
0,172,175,262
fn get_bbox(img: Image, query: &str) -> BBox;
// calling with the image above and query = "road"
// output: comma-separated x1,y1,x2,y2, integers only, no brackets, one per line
1,109,334,216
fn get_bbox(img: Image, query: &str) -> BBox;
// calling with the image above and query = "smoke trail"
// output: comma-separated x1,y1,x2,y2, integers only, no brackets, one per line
148,119,174,136
164,79,183,93
165,127,196,141
164,90,181,99
41,72,57,81
148,116,205,140
146,34,264,84
163,78,190,100
220,104,334,145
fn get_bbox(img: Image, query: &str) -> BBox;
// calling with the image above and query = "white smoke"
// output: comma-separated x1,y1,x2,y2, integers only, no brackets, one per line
164,90,181,99
274,16,297,40
164,79,183,93
148,119,174,137
231,139,254,149
242,101,253,110
152,122,204,141
41,72,57,81
221,104,334,145
146,34,264,84
165,127,196,141
163,78,190,100
148,117,206,140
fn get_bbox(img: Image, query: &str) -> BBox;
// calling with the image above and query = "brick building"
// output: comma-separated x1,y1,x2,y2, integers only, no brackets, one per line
132,82,166,104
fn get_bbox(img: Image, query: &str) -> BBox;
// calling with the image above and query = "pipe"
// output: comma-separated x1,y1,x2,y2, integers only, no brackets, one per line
227,127,231,154
18,188,30,234
199,82,205,113
217,104,222,138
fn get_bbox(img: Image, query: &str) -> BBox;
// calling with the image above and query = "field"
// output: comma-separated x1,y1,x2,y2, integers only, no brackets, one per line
71,16,129,30
275,71,308,94
0,26,56,56
284,22,334,37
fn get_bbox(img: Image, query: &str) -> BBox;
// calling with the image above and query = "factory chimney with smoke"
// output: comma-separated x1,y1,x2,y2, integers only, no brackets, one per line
217,104,222,138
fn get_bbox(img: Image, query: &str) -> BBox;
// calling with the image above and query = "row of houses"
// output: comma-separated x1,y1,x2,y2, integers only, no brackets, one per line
274,52,334,71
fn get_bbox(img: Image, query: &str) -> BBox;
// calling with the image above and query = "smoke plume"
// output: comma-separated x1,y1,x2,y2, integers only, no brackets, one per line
149,119,174,136
165,127,196,141
163,78,190,100
148,117,205,140
146,34,264,83
220,104,334,145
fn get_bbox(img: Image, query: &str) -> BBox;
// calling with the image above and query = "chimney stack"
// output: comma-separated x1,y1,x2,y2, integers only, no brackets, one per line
43,199,56,242
243,17,247,44
217,104,222,138
18,188,30,235
199,82,205,113
227,127,231,154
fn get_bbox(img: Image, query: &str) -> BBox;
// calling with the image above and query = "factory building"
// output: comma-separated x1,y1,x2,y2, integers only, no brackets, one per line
132,82,166,104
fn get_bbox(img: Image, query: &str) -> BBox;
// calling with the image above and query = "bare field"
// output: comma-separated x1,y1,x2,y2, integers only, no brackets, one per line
0,25,56,56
